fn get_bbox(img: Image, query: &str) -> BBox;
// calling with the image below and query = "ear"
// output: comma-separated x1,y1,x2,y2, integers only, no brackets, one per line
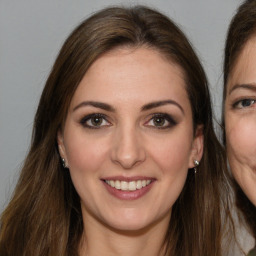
188,125,204,168
57,129,68,165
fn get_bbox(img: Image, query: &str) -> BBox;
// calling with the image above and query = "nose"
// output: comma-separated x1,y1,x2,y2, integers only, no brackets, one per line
111,126,146,169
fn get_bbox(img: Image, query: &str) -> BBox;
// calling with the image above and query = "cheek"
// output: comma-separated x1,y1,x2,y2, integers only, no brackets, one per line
64,129,110,173
148,130,193,174
63,130,111,205
149,134,192,208
226,116,256,169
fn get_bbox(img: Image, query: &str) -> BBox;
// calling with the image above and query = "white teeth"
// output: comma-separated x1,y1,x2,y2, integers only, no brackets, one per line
128,181,136,191
136,180,142,189
105,179,152,191
121,181,128,190
115,180,121,190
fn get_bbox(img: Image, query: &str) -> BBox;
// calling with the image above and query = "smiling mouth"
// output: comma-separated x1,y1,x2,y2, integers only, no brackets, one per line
104,179,152,191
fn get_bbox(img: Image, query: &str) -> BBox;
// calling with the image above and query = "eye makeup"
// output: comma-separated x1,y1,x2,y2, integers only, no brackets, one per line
79,113,111,129
144,113,177,129
78,111,178,131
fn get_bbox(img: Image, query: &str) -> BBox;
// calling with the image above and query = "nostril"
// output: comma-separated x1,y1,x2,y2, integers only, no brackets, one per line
110,129,146,168
111,147,146,169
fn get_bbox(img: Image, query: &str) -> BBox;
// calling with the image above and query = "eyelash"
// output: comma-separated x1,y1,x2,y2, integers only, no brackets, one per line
79,113,177,129
145,113,177,129
80,113,111,129
232,98,256,109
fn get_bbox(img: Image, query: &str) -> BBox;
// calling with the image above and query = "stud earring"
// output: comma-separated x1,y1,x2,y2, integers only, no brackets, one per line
193,160,199,174
62,158,68,169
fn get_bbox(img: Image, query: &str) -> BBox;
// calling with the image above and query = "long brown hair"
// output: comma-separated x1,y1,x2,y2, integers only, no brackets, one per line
0,6,232,255
222,0,256,241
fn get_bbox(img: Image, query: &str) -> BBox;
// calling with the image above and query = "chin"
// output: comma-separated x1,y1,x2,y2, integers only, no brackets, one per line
101,209,156,232
106,219,153,234
102,207,169,234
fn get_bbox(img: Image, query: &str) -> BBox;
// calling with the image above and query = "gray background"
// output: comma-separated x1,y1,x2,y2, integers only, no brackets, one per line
0,1,240,211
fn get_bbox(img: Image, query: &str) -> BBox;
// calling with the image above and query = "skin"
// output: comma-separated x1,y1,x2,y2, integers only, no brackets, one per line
58,47,203,256
225,36,256,206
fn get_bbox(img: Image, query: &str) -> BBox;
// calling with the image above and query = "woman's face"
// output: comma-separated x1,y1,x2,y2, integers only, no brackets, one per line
58,47,203,232
225,37,256,206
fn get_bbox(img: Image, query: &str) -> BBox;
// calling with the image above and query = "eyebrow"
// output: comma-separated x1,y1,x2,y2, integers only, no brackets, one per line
73,101,115,112
73,99,184,114
141,100,184,114
228,83,256,95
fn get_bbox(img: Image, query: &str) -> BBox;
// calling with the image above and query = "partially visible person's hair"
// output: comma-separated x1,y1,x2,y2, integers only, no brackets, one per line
223,0,256,241
0,5,233,256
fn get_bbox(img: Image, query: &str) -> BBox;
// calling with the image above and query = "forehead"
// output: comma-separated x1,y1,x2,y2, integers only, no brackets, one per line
87,46,185,79
228,36,256,87
69,46,190,111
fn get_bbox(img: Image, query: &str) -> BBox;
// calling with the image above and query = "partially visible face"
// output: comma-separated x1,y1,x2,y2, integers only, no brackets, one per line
225,37,256,206
58,47,203,232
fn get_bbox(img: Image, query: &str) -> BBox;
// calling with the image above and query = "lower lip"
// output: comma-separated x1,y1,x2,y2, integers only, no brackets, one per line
102,181,154,200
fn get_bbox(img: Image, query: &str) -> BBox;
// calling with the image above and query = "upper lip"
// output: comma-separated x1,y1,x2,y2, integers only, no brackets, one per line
101,176,156,182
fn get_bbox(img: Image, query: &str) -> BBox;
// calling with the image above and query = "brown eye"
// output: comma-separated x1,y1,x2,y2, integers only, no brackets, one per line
153,117,166,127
80,114,111,129
91,116,103,126
145,113,177,129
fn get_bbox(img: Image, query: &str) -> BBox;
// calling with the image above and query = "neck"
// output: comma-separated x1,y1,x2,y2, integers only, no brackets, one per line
79,211,170,256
